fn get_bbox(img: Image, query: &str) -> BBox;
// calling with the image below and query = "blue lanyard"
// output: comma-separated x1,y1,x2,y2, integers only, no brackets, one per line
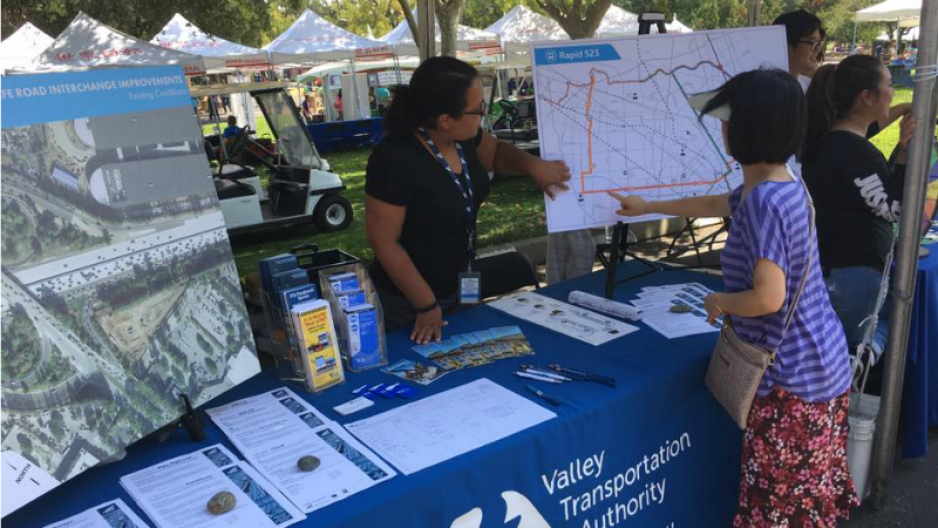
418,127,477,262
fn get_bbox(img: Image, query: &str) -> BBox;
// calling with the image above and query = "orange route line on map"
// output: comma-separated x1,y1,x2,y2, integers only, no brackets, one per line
580,75,596,196
552,60,733,196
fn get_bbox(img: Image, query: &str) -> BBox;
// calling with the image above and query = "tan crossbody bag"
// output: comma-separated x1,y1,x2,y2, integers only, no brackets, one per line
705,177,815,429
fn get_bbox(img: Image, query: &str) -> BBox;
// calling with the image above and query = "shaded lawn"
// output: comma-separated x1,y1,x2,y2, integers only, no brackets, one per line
228,147,547,278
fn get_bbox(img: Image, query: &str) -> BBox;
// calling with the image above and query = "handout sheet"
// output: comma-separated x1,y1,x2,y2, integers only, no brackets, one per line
120,444,304,528
344,378,556,475
206,387,395,513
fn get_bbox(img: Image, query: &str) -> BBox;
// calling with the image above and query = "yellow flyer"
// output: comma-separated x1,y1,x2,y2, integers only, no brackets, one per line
291,299,345,392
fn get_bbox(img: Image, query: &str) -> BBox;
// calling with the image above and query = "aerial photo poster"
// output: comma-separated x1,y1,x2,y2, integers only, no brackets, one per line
0,66,261,516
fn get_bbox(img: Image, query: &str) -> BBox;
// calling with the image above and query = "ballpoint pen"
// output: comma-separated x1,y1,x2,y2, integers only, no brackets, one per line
526,385,561,406
515,371,562,384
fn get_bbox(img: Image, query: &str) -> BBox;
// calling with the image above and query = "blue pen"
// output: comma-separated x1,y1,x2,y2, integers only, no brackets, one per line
526,385,561,407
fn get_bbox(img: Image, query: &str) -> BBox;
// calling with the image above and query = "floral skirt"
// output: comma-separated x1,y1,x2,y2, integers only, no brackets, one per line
733,386,859,528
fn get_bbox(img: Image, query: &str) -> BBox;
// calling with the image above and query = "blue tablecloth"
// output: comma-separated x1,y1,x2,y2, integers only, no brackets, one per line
307,117,383,153
902,230,938,458
4,265,743,528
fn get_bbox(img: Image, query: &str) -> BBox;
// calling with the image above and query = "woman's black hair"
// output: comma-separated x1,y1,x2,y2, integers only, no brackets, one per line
383,56,478,136
773,10,825,48
700,68,806,165
804,54,885,154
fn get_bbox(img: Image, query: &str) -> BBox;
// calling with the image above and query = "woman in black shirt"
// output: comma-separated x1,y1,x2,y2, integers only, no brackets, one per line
365,57,570,342
802,54,916,354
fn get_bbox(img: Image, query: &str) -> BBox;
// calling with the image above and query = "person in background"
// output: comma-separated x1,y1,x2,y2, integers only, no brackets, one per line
208,95,220,121
375,86,390,114
774,10,910,135
333,90,344,119
773,10,826,91
365,57,571,342
222,115,242,140
301,94,313,122
802,54,917,358
610,69,857,527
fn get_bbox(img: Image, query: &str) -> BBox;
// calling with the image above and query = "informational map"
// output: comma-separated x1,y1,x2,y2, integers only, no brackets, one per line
531,27,788,232
1,66,260,516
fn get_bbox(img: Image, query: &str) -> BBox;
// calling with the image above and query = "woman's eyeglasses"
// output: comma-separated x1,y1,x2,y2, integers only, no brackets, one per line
463,100,487,116
798,39,825,52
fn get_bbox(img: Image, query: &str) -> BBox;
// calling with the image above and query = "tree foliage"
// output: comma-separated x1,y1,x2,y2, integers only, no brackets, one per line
534,0,613,39
2,0,895,54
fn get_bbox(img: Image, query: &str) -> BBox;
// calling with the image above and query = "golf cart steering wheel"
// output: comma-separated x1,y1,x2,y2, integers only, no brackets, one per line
227,126,252,159
497,99,519,118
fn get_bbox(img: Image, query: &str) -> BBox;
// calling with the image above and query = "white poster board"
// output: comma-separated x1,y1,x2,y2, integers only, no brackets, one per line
226,73,259,132
1,66,260,516
531,27,788,232
341,73,371,121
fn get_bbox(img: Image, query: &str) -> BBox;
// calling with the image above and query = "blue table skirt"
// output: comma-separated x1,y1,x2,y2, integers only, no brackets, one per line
902,236,938,458
307,117,382,154
4,265,743,528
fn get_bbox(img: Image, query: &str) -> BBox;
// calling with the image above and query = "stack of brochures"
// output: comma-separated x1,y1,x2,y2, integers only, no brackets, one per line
290,299,345,393
411,326,534,371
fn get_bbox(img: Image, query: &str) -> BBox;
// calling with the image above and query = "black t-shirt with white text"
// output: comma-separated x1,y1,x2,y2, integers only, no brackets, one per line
802,131,905,272
365,129,490,299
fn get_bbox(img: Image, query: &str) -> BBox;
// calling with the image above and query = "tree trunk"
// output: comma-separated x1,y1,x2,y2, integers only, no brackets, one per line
435,0,463,57
747,0,761,27
397,0,423,57
535,0,612,40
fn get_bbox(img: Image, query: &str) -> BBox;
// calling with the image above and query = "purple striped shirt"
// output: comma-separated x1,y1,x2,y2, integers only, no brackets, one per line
722,180,851,403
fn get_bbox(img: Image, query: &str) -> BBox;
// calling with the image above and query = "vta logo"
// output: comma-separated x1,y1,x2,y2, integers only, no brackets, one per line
450,491,551,528
545,50,557,63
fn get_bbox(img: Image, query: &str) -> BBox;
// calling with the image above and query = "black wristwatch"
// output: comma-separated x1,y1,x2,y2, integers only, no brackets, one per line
415,301,439,314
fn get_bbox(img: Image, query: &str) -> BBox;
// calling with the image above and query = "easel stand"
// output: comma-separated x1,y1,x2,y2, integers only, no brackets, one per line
603,222,660,299
152,394,206,443
665,217,730,268
602,14,670,299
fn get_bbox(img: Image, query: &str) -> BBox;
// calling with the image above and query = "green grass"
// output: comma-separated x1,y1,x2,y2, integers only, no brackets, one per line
869,88,914,156
225,89,929,279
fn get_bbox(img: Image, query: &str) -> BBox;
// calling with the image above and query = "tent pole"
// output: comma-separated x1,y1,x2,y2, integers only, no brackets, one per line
417,0,435,62
349,58,362,120
869,0,938,510
852,22,858,54
394,48,402,85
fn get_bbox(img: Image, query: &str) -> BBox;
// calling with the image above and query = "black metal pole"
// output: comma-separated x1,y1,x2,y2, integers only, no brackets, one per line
605,223,623,299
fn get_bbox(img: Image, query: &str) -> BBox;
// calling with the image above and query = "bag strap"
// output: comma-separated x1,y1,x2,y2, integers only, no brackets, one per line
771,173,816,354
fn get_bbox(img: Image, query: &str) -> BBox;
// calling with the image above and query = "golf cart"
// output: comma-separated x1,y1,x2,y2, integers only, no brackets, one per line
191,82,353,235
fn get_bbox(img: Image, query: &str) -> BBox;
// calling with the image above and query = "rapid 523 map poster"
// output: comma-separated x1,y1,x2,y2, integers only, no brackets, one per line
531,26,788,232
1,66,260,515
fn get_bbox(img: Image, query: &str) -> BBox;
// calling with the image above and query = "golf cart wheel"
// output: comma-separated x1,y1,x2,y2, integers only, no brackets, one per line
314,194,353,231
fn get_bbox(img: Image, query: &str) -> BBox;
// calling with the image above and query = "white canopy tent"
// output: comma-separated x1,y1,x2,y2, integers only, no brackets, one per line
19,12,209,74
597,8,693,37
666,17,694,34
380,15,500,56
298,56,420,81
484,5,568,54
2,22,54,73
595,6,640,37
263,9,392,63
855,0,922,27
152,13,281,70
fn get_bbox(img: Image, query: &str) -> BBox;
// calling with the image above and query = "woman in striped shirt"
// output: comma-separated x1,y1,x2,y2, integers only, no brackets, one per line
609,69,856,527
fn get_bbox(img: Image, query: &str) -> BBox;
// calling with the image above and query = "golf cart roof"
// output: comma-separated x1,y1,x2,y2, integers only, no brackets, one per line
189,81,291,97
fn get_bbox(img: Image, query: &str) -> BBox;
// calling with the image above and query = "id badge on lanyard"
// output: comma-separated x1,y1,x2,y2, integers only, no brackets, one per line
419,128,482,304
